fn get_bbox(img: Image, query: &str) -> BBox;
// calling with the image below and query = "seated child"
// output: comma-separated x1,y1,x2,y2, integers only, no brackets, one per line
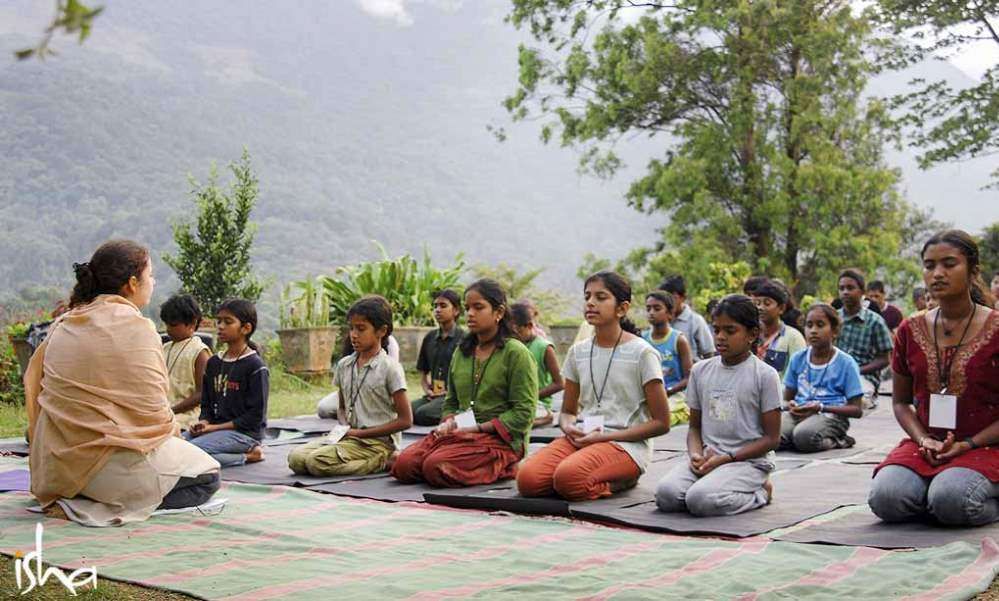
289,296,412,476
510,301,564,426
750,280,806,379
411,289,464,426
781,304,864,452
517,272,669,501
655,295,781,517
185,299,267,467
641,291,693,426
160,294,211,431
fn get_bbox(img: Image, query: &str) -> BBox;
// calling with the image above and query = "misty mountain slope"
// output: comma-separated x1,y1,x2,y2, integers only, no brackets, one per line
0,1,995,306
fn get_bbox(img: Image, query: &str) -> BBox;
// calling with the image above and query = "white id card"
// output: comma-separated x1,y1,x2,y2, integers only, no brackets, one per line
454,409,477,429
582,415,605,434
929,394,958,430
324,424,350,444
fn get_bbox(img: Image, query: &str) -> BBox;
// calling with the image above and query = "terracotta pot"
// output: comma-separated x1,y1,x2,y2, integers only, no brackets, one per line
547,325,582,361
9,337,32,379
276,327,338,374
392,326,436,367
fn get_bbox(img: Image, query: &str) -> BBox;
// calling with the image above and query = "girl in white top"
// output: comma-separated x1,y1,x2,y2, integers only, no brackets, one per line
517,271,670,501
655,294,782,517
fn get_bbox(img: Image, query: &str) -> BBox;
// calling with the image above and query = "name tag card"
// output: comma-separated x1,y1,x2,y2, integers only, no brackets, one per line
582,415,605,434
324,424,350,445
454,409,477,429
929,394,958,430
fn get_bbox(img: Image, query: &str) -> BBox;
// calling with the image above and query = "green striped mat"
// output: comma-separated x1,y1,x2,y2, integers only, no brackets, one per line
0,480,996,600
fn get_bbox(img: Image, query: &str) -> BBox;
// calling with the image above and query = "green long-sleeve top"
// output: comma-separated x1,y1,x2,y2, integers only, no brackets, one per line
443,338,539,456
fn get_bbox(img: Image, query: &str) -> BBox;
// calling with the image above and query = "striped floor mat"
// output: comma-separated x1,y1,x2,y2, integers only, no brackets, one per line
0,480,997,600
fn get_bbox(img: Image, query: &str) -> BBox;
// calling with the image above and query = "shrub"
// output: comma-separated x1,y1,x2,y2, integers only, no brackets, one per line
321,243,465,327
279,277,330,328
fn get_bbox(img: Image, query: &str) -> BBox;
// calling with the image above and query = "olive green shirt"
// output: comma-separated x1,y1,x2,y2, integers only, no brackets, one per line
443,338,539,456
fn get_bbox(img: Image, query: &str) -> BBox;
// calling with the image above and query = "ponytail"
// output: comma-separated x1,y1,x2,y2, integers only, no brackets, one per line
69,240,150,308
585,271,640,335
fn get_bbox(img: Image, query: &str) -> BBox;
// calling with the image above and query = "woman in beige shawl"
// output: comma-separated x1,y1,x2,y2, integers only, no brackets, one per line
26,240,220,526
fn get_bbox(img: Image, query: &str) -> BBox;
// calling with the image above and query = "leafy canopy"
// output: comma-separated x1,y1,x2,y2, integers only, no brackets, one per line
505,0,921,299
163,149,265,314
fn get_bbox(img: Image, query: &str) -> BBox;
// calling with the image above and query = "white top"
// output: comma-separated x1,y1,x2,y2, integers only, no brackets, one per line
333,349,408,450
562,337,663,472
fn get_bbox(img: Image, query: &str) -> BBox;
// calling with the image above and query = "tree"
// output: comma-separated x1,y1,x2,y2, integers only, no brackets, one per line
15,0,104,60
876,1,999,188
504,0,918,299
981,222,999,278
163,149,265,314
472,263,571,322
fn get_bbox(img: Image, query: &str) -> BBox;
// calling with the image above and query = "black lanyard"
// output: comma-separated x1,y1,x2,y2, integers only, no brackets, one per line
166,337,194,378
589,330,623,407
346,356,372,423
470,347,496,408
933,305,976,393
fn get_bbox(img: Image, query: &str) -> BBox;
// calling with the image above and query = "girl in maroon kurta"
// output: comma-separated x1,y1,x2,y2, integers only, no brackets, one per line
869,230,999,526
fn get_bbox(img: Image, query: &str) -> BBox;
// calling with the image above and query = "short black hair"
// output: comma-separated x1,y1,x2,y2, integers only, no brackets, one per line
509,301,533,327
912,286,927,301
645,290,677,314
658,274,686,297
160,294,202,326
867,280,886,293
838,269,866,291
742,275,769,296
432,289,462,312
751,281,789,307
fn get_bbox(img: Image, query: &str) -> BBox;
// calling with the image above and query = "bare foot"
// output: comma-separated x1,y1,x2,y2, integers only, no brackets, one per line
45,503,69,521
763,479,774,504
245,445,264,464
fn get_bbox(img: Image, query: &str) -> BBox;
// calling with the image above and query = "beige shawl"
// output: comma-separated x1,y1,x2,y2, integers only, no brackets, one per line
26,294,180,506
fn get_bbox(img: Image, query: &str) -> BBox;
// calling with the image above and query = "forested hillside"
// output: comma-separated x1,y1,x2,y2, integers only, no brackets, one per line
0,1,995,320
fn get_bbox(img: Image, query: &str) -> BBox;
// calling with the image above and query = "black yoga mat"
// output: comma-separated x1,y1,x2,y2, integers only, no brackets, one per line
0,439,29,457
219,443,388,487
571,462,872,538
425,454,685,515
265,416,339,434
309,477,515,503
776,506,999,549
529,426,562,443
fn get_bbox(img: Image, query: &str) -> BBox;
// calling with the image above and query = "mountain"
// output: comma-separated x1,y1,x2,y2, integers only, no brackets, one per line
0,0,996,323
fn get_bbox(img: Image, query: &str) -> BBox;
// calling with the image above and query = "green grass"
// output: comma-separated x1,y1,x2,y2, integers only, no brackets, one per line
0,554,194,600
0,368,425,439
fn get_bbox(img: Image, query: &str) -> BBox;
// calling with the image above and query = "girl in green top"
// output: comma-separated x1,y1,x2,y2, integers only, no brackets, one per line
391,279,539,487
510,301,565,426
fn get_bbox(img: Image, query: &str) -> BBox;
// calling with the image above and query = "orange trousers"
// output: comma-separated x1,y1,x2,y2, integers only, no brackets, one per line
517,437,641,501
391,431,520,487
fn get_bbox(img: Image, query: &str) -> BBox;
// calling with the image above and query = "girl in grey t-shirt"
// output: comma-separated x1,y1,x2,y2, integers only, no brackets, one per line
655,295,782,517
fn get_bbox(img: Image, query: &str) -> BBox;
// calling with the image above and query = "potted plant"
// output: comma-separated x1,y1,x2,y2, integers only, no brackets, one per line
276,277,337,374
321,243,464,366
6,322,32,377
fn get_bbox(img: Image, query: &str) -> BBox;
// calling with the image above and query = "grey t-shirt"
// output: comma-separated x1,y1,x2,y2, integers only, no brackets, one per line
686,354,782,468
562,337,663,472
672,305,716,359
334,349,408,450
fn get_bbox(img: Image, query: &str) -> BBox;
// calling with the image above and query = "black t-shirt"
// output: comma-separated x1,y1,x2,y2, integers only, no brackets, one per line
200,351,269,440
415,324,465,394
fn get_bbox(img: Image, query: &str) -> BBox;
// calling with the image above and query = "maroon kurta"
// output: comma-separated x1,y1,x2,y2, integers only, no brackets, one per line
877,310,999,481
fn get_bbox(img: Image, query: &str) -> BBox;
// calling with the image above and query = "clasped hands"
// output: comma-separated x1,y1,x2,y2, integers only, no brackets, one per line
560,423,606,448
787,400,821,418
188,421,216,437
689,447,734,476
919,432,971,466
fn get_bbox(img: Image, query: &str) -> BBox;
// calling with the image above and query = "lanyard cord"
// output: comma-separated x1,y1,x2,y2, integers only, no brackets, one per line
933,304,976,392
346,356,373,423
470,346,496,408
805,347,833,403
589,330,623,407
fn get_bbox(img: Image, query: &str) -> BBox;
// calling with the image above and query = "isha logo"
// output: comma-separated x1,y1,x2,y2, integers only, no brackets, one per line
13,523,97,596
